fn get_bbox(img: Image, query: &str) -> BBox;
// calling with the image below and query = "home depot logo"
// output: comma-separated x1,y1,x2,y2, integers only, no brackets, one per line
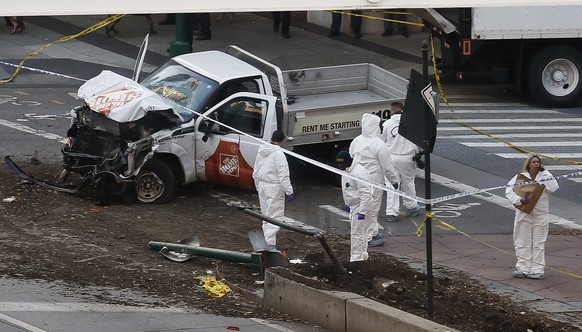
219,154,240,177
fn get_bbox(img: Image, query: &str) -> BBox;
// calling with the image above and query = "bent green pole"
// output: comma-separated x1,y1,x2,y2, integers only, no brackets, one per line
148,241,262,272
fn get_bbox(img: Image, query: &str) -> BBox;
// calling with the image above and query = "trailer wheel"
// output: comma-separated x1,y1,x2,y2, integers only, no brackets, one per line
528,46,582,107
134,159,176,203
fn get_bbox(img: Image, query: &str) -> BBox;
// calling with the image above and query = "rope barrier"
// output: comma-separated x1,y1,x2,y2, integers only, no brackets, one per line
415,212,582,279
0,14,125,84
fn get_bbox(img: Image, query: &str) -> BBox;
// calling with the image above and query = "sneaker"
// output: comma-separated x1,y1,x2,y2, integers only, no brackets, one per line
528,273,545,279
382,215,398,222
512,271,526,278
403,205,421,217
368,238,384,247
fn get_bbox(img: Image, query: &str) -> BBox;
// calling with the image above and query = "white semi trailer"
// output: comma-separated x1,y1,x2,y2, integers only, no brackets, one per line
416,6,582,107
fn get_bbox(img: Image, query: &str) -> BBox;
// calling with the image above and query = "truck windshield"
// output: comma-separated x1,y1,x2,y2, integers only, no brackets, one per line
141,60,219,122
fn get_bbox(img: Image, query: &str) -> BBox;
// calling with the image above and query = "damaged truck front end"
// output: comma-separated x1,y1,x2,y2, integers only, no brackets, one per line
60,70,183,203
61,105,155,197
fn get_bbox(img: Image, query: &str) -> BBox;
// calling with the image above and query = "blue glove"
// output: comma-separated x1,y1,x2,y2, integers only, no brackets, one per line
287,194,295,202
343,205,350,213
357,213,365,220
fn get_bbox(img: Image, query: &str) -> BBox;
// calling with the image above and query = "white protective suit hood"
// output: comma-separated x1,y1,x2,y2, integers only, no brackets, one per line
360,113,381,138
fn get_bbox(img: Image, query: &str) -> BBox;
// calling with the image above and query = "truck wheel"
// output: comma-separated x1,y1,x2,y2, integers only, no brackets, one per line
134,159,176,203
528,46,582,107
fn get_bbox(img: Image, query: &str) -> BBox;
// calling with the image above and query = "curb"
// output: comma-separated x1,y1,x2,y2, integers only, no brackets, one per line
220,265,459,332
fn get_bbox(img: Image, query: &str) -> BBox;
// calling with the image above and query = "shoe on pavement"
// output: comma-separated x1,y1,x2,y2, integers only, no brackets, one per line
273,23,279,32
372,233,384,240
353,31,362,39
328,30,340,38
368,238,384,247
401,31,409,38
403,205,421,217
382,215,398,222
282,31,290,39
528,273,545,279
382,30,392,37
195,34,211,41
512,271,526,278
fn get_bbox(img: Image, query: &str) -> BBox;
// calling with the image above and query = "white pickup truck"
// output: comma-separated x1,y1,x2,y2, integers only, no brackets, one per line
59,45,407,203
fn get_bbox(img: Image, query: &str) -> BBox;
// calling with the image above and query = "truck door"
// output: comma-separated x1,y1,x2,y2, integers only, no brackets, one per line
194,93,277,190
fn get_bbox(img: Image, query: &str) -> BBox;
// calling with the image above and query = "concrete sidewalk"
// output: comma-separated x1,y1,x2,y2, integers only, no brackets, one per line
2,12,581,330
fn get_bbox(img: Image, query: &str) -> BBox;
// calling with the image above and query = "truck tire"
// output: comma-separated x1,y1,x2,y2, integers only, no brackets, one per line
133,159,176,203
528,46,582,107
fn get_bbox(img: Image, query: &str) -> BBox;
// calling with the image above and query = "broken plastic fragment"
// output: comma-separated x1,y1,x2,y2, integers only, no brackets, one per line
2,196,16,203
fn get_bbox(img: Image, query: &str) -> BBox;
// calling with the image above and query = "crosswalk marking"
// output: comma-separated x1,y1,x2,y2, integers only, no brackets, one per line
438,125,582,131
439,118,582,123
462,142,582,147
442,133,582,139
495,153,582,159
440,109,555,114
438,102,582,184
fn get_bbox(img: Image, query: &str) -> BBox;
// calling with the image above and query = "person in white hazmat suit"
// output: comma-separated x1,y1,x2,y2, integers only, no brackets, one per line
505,155,558,280
253,130,294,251
349,113,399,247
337,150,374,262
381,102,421,222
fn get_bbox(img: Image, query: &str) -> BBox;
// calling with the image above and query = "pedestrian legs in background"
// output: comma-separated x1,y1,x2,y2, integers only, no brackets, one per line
6,17,24,34
195,13,212,40
328,10,362,39
383,11,408,38
158,14,176,25
105,14,156,38
350,10,362,39
272,11,291,38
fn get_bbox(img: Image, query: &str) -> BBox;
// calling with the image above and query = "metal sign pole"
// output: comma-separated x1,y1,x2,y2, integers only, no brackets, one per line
421,40,434,319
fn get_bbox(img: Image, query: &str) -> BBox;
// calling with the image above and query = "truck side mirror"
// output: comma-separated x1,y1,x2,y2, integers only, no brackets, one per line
199,120,212,142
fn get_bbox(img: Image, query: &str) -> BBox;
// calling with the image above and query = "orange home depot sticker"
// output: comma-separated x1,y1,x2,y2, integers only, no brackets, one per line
205,141,255,190
89,88,142,116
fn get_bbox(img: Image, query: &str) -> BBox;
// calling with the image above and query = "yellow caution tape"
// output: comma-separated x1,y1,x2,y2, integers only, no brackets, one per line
415,213,582,279
330,10,424,28
197,275,232,298
0,14,125,85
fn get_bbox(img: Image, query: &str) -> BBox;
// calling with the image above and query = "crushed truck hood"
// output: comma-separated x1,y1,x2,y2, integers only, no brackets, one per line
78,70,183,123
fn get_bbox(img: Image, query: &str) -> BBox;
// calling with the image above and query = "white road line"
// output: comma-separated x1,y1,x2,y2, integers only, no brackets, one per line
543,165,582,171
495,153,582,159
440,109,555,114
0,312,47,332
440,133,582,139
0,302,186,313
320,204,350,221
439,118,582,123
249,318,297,332
438,126,582,131
461,141,582,147
0,119,66,143
417,172,582,230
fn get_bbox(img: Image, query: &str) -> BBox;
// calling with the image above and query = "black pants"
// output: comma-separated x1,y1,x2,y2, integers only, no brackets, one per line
272,12,290,33
384,12,407,35
330,10,362,34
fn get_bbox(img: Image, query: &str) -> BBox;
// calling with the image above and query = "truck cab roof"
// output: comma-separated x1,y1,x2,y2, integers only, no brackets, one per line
173,51,264,84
